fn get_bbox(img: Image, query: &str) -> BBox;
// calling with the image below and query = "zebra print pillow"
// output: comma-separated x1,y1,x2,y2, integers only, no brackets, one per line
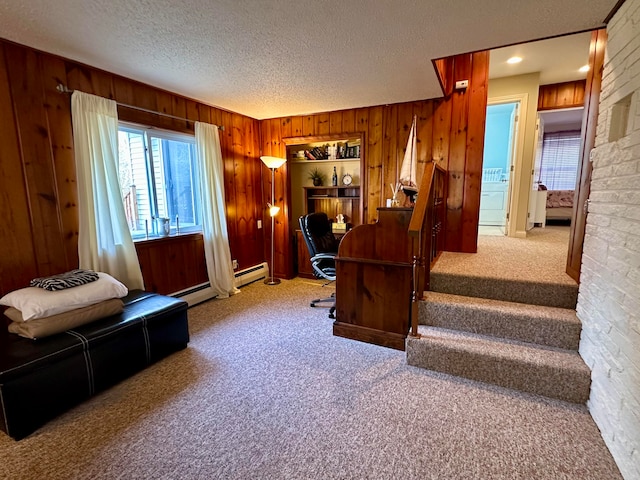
30,269,100,291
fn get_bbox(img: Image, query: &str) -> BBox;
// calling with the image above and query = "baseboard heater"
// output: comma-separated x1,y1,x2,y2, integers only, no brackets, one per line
171,262,268,306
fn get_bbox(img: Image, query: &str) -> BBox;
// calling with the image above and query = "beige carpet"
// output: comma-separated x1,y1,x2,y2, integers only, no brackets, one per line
434,226,576,286
0,278,621,479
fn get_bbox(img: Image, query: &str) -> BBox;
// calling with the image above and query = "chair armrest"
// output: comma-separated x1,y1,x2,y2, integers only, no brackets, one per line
310,253,336,261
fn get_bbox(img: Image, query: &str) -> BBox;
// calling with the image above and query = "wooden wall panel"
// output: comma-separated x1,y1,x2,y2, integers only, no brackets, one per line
291,116,303,137
0,45,39,294
317,113,330,135
462,51,489,252
415,100,434,183
135,234,207,294
0,39,262,296
433,57,454,97
382,104,399,204
5,44,70,276
40,55,79,271
66,62,115,100
228,112,245,266
432,99,451,167
442,52,489,253
342,110,356,133
329,111,343,134
259,50,489,275
366,107,382,224
446,56,471,252
280,117,292,138
538,80,586,111
219,110,236,263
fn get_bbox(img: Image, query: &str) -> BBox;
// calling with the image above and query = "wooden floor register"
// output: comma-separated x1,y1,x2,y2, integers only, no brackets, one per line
333,208,414,351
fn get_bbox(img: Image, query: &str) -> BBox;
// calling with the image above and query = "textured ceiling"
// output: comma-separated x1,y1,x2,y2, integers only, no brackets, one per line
0,0,617,119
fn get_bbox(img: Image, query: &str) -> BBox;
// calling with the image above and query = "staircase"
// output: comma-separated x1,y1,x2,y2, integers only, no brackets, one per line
406,270,590,404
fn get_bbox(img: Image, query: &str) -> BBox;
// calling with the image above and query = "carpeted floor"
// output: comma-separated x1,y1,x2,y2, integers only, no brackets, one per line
434,226,576,286
0,277,621,479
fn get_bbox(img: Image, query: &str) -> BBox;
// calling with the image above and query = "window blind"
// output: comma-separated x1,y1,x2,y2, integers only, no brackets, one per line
537,130,581,190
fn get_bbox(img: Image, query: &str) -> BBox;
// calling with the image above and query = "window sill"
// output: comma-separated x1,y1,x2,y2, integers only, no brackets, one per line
133,231,203,246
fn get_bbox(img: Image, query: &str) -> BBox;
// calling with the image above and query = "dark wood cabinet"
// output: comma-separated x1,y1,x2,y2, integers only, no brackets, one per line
295,229,315,279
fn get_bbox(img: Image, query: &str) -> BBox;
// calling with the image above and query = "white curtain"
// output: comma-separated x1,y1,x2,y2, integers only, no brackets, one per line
71,91,145,290
195,122,239,298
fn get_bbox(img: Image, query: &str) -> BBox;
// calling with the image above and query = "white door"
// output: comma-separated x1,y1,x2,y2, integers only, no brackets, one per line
480,101,519,232
527,115,545,230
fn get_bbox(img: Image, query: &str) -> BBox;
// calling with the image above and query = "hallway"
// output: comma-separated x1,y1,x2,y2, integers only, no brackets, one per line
433,226,576,287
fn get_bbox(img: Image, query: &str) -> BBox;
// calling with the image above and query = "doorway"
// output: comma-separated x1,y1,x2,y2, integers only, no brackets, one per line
479,100,520,236
530,107,584,230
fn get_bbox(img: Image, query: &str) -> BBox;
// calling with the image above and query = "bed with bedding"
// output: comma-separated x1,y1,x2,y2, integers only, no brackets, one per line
546,189,574,222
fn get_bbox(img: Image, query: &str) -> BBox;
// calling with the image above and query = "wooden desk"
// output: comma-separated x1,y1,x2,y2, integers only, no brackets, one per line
295,230,315,279
333,208,413,350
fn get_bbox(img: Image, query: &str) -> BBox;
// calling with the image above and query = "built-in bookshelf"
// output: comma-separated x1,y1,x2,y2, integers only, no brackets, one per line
285,134,363,228
284,133,364,277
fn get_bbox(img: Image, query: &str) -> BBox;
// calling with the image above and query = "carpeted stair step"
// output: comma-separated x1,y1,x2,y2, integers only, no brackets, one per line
430,272,578,309
420,292,581,350
406,326,591,404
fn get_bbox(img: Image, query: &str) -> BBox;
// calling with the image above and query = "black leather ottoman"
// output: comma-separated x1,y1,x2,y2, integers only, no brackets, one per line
0,290,189,440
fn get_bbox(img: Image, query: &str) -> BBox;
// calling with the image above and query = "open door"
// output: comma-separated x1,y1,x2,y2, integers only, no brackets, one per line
567,29,606,281
527,115,545,230
479,100,520,235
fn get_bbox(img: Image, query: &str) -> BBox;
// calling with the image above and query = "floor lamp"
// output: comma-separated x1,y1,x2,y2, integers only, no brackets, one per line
260,155,286,285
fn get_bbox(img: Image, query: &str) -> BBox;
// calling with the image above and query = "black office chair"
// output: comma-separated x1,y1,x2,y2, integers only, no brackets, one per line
299,212,339,319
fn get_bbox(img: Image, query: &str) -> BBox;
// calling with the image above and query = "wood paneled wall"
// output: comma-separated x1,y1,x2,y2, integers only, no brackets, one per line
439,52,490,253
0,39,263,296
538,80,586,111
261,51,489,277
0,37,489,292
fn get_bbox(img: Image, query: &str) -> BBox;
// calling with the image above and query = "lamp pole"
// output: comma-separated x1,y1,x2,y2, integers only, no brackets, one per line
260,156,286,285
266,166,280,285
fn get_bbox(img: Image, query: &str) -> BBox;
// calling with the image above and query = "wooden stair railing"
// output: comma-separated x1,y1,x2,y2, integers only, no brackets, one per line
408,162,446,338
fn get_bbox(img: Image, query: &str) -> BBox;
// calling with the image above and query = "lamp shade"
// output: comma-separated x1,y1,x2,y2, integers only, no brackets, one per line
260,156,286,169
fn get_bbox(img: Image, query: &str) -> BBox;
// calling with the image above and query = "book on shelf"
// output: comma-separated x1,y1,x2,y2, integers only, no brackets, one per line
312,146,328,159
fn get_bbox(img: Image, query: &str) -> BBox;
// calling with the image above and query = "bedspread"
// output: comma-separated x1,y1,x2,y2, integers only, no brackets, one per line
546,190,574,208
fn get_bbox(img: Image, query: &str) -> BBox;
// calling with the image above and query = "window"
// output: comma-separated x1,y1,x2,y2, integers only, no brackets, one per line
537,130,581,190
118,124,201,239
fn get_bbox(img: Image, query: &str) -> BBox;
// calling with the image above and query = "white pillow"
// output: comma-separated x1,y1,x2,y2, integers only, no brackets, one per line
0,272,128,321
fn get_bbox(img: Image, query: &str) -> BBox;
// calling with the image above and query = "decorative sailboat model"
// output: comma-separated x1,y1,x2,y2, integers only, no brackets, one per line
399,115,419,204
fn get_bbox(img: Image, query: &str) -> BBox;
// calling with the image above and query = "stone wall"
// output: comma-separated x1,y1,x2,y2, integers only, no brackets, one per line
578,1,640,478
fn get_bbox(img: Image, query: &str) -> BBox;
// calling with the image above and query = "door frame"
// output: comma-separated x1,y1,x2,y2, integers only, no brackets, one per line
485,94,528,237
567,29,606,281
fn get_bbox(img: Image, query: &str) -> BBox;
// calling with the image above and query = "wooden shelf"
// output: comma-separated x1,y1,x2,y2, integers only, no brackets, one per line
290,157,360,163
304,186,360,228
305,186,360,194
